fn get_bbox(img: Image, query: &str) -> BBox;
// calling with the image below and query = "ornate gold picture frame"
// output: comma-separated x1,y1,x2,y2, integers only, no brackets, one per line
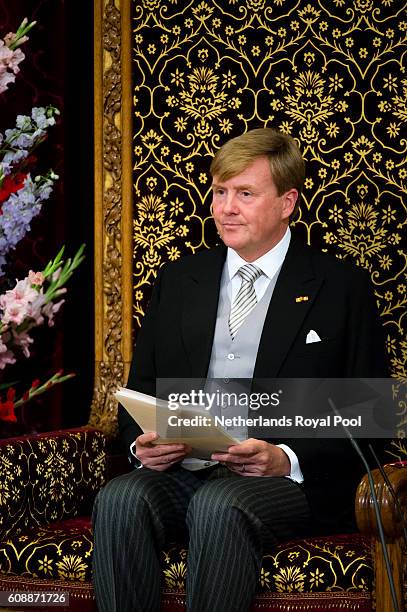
90,0,133,436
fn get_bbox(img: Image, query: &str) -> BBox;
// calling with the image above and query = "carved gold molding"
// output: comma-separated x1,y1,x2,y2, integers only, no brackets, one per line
88,0,133,437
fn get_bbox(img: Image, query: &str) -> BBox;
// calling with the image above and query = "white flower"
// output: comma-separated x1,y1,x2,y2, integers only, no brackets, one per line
31,107,56,129
16,114,29,128
12,330,33,357
0,339,16,368
43,299,65,327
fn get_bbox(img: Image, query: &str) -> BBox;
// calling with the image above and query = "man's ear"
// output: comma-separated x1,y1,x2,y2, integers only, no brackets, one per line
281,189,298,220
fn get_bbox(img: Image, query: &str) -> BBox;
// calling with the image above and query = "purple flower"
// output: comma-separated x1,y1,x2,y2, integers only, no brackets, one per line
0,173,56,274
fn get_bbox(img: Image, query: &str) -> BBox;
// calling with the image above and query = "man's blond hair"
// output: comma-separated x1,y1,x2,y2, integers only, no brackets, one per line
210,128,305,218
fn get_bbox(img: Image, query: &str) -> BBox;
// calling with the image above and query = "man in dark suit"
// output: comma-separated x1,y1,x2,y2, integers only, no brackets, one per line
92,129,387,612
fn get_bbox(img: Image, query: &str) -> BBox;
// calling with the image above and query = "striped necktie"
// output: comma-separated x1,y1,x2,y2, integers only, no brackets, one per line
229,264,263,340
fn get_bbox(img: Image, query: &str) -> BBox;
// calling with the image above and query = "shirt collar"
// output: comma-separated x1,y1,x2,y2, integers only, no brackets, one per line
226,227,291,281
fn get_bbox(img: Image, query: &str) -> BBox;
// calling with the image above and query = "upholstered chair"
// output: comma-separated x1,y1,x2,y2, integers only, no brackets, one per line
0,427,405,611
0,429,106,612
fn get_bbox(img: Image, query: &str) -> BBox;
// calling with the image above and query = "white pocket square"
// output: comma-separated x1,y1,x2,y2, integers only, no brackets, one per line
306,329,321,344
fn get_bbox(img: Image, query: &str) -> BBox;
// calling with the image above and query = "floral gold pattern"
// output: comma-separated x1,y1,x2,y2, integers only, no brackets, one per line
0,529,375,607
129,1,406,453
0,429,106,597
160,534,373,594
0,519,93,582
0,429,106,542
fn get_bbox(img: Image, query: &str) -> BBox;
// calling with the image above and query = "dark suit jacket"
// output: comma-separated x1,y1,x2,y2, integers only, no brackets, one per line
121,236,388,532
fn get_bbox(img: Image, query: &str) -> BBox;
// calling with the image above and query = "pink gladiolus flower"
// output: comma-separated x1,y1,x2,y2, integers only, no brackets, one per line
0,70,15,93
0,338,15,369
13,330,33,357
0,40,24,93
0,243,82,379
0,300,26,326
26,294,46,325
5,47,24,73
51,268,62,282
0,352,15,368
28,270,44,286
0,277,41,326
43,299,65,327
4,32,29,47
0,41,14,63
13,278,38,303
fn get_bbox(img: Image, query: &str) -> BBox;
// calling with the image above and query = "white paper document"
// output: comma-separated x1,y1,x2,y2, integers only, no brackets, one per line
115,387,239,458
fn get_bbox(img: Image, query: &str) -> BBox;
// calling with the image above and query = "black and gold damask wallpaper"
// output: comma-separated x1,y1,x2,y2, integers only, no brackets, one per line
130,2,406,384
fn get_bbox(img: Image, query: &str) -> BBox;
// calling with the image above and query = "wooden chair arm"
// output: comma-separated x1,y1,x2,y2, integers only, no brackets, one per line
355,463,407,540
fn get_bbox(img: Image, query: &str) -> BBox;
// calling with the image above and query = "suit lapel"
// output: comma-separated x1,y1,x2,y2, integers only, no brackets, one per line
181,246,226,377
254,238,324,378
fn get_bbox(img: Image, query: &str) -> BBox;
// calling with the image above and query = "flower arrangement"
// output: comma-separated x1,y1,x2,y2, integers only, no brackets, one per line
0,243,86,425
0,106,60,273
0,245,85,369
0,18,35,94
0,18,85,430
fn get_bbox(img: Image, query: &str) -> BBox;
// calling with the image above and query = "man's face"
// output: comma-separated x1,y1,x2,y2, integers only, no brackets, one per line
211,156,298,262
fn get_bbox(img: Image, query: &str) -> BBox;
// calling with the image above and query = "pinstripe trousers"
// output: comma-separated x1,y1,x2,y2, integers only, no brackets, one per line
92,465,311,612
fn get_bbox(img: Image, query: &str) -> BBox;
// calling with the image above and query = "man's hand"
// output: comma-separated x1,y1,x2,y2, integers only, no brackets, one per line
135,432,192,472
212,439,291,477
